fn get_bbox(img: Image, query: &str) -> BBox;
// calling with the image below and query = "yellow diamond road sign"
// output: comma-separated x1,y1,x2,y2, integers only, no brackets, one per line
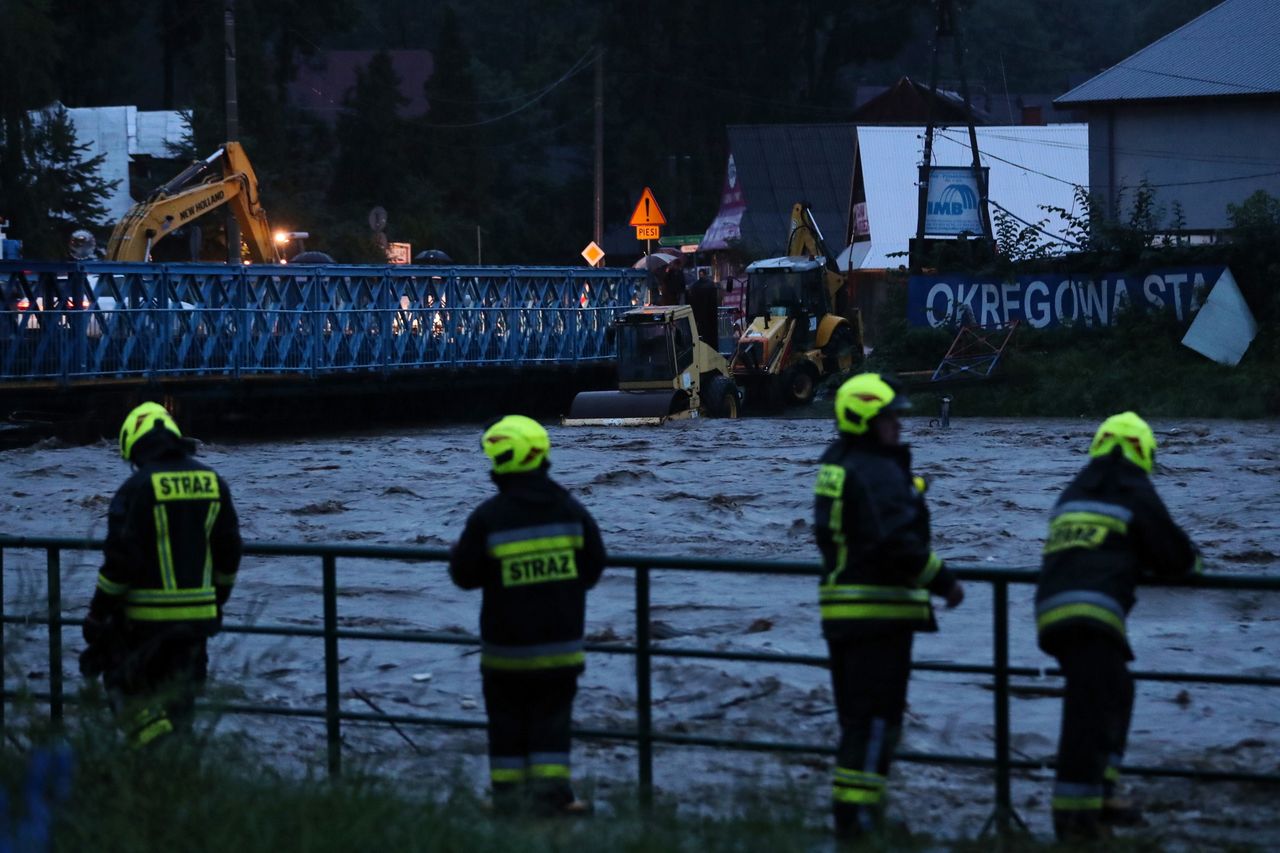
581,241,605,267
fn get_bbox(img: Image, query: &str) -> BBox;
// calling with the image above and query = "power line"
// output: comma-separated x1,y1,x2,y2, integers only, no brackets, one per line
934,130,1280,191
988,198,1082,249
419,48,600,129
933,131,1080,186
611,67,857,117
970,129,1280,168
1098,60,1271,94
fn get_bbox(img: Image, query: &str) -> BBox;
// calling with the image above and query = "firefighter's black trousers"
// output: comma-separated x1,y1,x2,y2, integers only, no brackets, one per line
1052,633,1134,814
482,671,577,812
104,626,209,747
827,630,914,836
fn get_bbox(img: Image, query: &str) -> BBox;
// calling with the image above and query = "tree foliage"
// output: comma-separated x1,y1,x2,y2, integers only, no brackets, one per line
0,106,118,259
0,0,1244,263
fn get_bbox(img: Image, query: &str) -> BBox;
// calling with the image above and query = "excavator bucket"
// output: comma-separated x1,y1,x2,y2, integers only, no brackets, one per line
562,390,688,427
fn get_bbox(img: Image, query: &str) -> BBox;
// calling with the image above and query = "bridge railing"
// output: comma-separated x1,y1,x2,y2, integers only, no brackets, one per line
0,263,649,383
2,534,1276,835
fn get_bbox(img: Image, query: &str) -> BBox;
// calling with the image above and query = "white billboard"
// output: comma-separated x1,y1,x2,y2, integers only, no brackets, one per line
923,166,987,236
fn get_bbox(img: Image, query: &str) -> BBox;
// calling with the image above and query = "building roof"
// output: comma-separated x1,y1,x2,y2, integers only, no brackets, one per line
852,77,994,125
844,124,1089,269
702,123,856,257
1057,0,1280,105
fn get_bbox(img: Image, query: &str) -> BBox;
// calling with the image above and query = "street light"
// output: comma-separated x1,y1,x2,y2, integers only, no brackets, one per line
274,230,310,261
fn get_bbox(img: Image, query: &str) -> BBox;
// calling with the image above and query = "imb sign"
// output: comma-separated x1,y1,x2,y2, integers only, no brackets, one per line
923,166,988,236
630,187,666,241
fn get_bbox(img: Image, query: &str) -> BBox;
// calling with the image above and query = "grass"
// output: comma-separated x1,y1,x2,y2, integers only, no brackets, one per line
866,289,1280,419
0,708,1266,852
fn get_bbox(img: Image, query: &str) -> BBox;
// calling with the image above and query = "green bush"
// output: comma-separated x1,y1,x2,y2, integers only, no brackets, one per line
872,187,1280,418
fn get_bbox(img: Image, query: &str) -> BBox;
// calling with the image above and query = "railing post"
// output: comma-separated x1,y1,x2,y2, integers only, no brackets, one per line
635,563,653,808
1,544,6,738
993,579,1012,833
47,548,63,725
322,554,342,776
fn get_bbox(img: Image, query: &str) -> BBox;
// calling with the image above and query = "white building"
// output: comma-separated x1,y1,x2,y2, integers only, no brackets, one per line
841,124,1090,270
37,104,190,223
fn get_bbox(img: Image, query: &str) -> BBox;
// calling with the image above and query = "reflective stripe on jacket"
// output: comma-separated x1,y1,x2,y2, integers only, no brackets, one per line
813,436,956,639
1035,450,1199,658
93,445,241,631
449,471,606,675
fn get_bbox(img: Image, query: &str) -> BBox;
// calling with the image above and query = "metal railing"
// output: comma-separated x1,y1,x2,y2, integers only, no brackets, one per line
2,535,1277,835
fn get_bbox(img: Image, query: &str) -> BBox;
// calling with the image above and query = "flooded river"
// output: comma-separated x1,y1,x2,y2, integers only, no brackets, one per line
2,415,1277,845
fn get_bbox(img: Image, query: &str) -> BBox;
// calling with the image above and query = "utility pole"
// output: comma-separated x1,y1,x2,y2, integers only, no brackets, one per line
913,0,993,273
593,49,604,248
224,0,241,264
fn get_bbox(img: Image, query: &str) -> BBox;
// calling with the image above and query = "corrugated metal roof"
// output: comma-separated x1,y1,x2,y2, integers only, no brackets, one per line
721,124,856,256
847,124,1089,269
1057,0,1280,104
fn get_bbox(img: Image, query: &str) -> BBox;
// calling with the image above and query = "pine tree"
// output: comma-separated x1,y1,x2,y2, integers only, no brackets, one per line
13,105,118,258
330,50,410,213
417,6,495,261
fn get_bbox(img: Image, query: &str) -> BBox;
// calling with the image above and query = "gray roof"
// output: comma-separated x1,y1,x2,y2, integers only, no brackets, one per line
721,123,855,256
1057,0,1280,105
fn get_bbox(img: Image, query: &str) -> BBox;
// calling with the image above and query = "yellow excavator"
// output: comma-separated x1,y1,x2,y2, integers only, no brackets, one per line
563,304,741,426
106,141,281,264
731,202,861,406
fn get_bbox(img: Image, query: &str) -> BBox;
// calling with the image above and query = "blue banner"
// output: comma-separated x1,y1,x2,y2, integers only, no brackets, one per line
907,267,1228,329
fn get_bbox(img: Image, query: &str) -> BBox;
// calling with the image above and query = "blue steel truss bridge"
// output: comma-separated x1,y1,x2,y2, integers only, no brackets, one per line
0,262,652,440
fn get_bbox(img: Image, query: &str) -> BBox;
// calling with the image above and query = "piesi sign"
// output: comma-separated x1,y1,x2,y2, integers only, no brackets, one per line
907,267,1230,329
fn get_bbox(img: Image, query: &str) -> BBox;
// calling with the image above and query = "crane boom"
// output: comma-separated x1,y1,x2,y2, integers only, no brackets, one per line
106,141,281,264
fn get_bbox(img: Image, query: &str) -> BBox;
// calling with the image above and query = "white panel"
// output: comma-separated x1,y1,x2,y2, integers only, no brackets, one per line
1181,268,1259,366
849,124,1089,269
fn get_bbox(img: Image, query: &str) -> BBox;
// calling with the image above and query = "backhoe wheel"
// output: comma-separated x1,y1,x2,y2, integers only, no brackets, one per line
780,363,818,406
705,376,741,419
823,324,859,374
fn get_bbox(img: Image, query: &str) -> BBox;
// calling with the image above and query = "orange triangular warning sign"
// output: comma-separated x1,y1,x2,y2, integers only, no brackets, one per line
628,187,667,227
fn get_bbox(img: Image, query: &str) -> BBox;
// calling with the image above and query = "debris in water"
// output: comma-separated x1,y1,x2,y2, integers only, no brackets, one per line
412,672,433,682
383,485,422,497
289,500,348,515
649,620,686,640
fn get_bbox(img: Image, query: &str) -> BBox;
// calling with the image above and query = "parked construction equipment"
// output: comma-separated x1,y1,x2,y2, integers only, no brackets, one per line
731,203,861,407
564,304,740,426
106,142,281,264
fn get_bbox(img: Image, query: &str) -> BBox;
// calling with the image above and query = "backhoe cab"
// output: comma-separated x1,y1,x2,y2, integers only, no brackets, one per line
564,305,740,426
732,203,861,407
106,141,281,264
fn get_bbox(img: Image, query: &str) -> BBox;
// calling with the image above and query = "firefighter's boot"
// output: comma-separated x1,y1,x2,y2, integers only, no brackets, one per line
1053,809,1113,842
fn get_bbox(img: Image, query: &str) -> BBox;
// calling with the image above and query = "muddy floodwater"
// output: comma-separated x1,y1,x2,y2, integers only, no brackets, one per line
3,416,1278,846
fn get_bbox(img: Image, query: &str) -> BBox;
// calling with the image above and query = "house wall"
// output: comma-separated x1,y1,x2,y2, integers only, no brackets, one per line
1089,97,1280,232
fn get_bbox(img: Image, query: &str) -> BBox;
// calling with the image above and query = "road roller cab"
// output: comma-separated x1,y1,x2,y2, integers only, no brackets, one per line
564,305,741,426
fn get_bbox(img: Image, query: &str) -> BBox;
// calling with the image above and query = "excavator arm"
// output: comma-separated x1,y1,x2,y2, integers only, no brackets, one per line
785,202,845,309
106,142,281,264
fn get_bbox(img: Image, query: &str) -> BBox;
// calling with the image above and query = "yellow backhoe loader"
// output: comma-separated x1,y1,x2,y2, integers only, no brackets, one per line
731,202,862,406
564,304,741,426
106,141,281,264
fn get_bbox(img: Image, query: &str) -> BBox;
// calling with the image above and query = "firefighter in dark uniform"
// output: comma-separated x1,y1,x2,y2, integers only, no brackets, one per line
1037,411,1200,841
449,415,606,815
80,402,242,747
814,374,964,840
